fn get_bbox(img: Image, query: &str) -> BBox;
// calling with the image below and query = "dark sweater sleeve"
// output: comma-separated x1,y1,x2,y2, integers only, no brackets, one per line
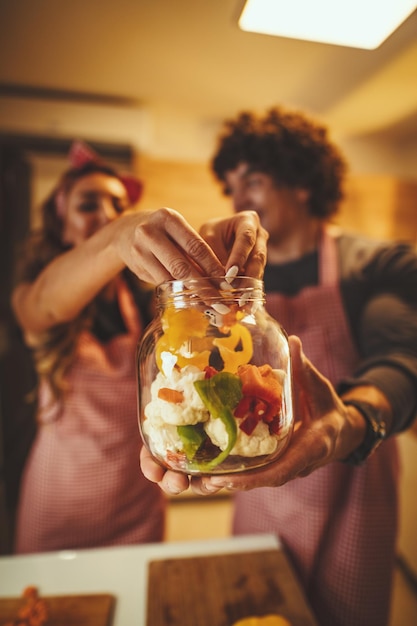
338,363,417,434
338,237,417,434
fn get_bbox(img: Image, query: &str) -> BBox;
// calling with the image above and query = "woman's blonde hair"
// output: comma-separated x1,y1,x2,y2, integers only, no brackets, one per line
15,162,123,404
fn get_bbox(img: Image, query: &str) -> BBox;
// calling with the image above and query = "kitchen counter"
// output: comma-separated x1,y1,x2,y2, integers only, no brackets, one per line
0,534,281,625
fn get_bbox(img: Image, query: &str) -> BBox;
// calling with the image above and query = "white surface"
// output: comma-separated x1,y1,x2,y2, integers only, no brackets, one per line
0,534,280,624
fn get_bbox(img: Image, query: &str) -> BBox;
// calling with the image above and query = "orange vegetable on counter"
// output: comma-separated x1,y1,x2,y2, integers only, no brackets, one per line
232,615,291,626
3,587,48,626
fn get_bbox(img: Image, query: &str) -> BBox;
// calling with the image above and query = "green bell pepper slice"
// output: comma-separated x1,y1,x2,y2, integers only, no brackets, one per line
177,424,206,461
192,372,242,471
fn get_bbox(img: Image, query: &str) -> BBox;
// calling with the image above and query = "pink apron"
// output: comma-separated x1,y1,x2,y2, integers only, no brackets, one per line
15,279,165,554
233,229,399,626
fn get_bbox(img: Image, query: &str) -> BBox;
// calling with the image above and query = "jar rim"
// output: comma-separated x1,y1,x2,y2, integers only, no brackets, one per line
157,275,263,292
155,276,265,307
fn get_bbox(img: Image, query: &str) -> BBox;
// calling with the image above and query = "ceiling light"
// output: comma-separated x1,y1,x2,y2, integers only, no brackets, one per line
238,0,417,50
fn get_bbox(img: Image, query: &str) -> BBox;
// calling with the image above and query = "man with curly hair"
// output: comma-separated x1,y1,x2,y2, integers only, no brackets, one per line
208,107,417,626
141,107,417,626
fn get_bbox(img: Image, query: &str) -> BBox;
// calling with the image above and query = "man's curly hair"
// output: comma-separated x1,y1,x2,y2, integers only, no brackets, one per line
211,107,347,218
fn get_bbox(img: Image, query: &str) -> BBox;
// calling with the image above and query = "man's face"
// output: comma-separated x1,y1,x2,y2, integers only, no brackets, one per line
222,163,309,244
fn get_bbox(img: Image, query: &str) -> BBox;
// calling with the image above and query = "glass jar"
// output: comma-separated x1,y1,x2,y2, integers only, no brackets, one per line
137,276,294,475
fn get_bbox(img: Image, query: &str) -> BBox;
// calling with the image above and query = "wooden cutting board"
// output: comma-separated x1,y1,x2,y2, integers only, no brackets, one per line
0,593,115,626
147,550,319,626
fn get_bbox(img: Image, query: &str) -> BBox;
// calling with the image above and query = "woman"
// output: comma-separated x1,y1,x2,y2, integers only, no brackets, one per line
12,142,267,553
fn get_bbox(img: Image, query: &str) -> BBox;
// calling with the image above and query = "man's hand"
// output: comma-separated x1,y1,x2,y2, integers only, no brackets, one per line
199,210,268,279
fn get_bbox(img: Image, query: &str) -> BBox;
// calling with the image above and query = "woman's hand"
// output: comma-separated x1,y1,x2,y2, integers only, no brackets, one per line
199,210,268,279
13,207,267,336
113,208,225,285
139,336,368,496
113,208,267,284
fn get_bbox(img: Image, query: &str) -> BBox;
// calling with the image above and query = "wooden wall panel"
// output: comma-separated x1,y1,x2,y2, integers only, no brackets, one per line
135,155,232,230
336,175,417,243
135,156,417,245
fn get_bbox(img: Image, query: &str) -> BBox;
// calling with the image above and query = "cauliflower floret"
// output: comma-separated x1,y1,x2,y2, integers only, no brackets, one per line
144,365,209,427
204,418,277,457
142,412,184,457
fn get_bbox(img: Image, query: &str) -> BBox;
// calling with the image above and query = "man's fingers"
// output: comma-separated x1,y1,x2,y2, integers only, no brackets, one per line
225,212,267,278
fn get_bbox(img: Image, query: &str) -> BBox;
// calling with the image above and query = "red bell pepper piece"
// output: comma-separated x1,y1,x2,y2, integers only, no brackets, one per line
268,415,281,435
238,364,282,409
234,395,253,418
234,364,283,434
204,365,218,379
239,414,259,435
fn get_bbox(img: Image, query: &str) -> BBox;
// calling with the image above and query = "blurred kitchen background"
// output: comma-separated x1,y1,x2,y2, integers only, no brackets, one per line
1,1,417,621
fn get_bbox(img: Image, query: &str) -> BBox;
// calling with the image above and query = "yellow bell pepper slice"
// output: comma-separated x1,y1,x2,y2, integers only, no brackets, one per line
156,307,213,371
213,323,253,373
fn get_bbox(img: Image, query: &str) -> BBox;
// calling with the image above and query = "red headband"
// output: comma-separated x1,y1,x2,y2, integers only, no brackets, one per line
68,140,144,205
